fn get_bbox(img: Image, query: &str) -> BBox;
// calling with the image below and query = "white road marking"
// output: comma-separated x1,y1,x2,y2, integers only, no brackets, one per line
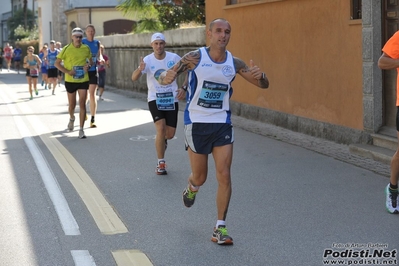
71,250,96,266
0,86,80,235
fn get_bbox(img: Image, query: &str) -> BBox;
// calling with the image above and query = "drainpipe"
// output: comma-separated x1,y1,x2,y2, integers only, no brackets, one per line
89,7,91,24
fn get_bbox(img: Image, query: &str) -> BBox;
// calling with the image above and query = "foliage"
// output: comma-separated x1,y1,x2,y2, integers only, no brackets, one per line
14,24,39,41
7,8,35,41
117,0,205,32
117,0,163,32
154,0,205,29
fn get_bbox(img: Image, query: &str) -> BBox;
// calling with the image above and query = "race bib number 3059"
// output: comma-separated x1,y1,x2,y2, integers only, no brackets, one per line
197,81,228,109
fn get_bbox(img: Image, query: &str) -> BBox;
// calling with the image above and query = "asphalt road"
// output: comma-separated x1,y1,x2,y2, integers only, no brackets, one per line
0,70,397,266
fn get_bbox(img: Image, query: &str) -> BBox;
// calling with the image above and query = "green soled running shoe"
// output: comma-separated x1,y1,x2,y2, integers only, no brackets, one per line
182,185,198,208
211,225,233,245
385,184,399,214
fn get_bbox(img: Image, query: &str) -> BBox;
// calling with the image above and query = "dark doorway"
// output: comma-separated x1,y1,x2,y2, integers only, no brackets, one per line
103,20,136,36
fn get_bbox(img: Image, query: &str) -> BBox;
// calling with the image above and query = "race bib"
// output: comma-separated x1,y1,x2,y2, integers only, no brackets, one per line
73,66,84,79
49,57,56,66
197,81,228,109
156,92,175,110
30,68,39,77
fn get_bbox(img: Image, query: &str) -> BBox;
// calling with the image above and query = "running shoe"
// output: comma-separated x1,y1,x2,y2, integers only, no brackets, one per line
79,129,86,139
385,184,399,214
67,117,75,131
41,80,44,86
156,160,167,175
44,85,47,90
52,90,55,95
35,90,38,95
90,121,97,128
29,96,33,100
211,225,233,245
182,184,198,207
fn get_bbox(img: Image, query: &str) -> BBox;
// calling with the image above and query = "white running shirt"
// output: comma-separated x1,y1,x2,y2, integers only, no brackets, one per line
184,47,236,124
141,51,181,105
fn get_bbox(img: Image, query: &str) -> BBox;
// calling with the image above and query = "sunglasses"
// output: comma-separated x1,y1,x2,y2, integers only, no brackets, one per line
74,35,83,39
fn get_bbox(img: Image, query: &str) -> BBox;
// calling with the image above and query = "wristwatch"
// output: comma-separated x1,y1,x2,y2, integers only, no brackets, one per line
260,72,266,80
182,85,188,91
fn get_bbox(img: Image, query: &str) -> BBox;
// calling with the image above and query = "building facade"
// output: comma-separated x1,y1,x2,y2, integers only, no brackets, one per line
36,0,134,47
202,0,388,144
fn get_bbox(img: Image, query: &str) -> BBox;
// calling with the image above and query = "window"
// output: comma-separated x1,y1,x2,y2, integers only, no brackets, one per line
227,0,282,5
351,0,362,20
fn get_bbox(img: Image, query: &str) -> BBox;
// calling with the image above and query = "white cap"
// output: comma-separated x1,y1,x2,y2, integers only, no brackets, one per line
151,33,165,43
71,27,84,36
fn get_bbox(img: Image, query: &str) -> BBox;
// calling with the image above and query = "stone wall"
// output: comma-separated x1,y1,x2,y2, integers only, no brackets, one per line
51,0,68,45
97,27,206,94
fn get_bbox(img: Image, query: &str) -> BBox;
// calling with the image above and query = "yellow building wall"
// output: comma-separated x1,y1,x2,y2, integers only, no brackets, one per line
65,7,136,42
207,0,363,130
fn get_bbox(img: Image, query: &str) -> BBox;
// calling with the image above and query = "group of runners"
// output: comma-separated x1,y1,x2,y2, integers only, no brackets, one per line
0,43,23,73
2,19,271,245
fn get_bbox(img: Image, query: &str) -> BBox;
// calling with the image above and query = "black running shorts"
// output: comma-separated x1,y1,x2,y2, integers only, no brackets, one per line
48,68,58,78
148,100,179,127
88,71,98,85
184,123,234,154
65,81,89,93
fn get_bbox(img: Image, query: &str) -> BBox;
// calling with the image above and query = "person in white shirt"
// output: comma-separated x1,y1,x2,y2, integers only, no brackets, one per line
131,32,186,175
158,18,269,245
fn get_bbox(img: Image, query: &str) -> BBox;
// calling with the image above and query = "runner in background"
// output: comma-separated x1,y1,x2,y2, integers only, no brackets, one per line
46,40,60,95
0,46,3,72
39,44,49,90
56,41,64,87
13,44,22,74
97,44,110,101
4,43,12,72
23,46,42,100
82,24,104,128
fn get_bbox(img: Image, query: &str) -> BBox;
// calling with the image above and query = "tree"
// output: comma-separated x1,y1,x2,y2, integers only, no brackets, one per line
154,0,205,29
7,8,35,41
117,0,163,32
23,0,28,29
117,0,205,32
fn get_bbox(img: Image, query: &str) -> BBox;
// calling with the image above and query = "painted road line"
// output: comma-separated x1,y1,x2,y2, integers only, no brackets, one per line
0,86,80,236
71,250,96,266
2,83,128,235
39,132,128,234
112,250,153,266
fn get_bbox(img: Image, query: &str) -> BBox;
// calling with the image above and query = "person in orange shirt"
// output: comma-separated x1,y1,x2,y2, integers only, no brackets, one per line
378,31,399,214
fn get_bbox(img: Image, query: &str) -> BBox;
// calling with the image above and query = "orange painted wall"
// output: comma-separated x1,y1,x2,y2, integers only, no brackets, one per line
207,0,363,130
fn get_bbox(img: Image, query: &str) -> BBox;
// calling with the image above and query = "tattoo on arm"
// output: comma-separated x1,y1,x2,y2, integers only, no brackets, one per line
234,57,249,74
176,50,200,74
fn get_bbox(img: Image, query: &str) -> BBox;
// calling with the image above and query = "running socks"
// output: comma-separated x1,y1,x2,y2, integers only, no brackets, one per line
390,183,398,193
216,220,226,228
